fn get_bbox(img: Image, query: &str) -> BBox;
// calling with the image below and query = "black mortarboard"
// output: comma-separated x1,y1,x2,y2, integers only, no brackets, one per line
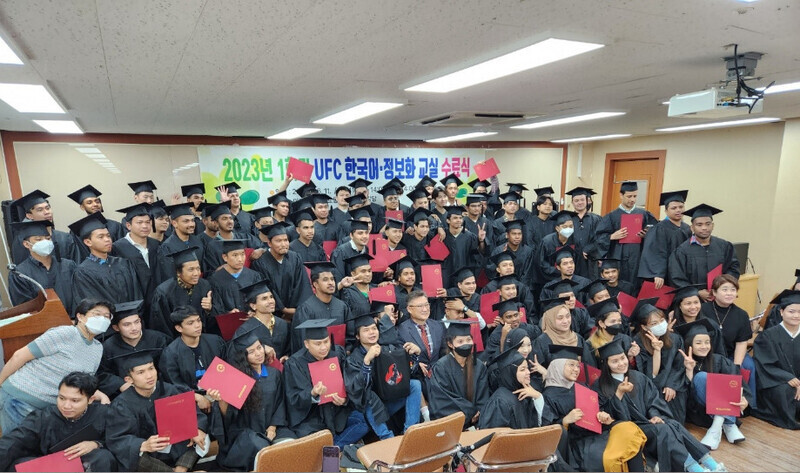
565,187,596,197
550,210,576,225
666,284,705,305
267,191,290,205
250,205,275,220
296,181,318,197
391,255,418,277
168,247,200,266
659,190,688,207
547,278,581,296
541,296,570,312
587,297,620,320
150,200,167,218
488,343,526,369
549,344,583,361
296,318,336,340
310,193,332,206
386,178,406,193
440,173,463,187
111,349,161,376
445,205,466,217
495,274,520,287
292,196,314,212
468,178,491,192
14,190,49,212
466,193,488,205
502,219,525,232
305,261,337,278
619,181,638,193
208,202,234,220
770,289,800,308
348,311,381,331
165,203,195,219
446,319,477,338
684,203,722,221
506,183,529,194
229,325,261,352
347,219,371,232
407,188,429,202
344,253,373,273
349,178,373,190
597,339,626,360
631,297,660,322
552,246,577,264
452,266,475,284
290,208,317,225
181,183,206,198
493,297,521,316
674,318,717,343
580,279,610,299
415,176,436,189
795,269,800,285
219,182,241,193
220,238,247,254
128,180,157,194
12,221,51,240
261,221,292,239
113,300,143,322
68,213,108,239
345,194,368,208
116,203,151,221
385,218,404,230
598,258,621,270
349,207,374,221
68,185,101,205
490,249,516,265
499,191,521,203
534,186,555,197
240,279,272,302
406,207,431,224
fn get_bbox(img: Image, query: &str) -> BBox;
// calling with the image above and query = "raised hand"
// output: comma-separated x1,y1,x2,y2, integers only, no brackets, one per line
627,341,640,358
616,376,634,399
216,185,230,202
644,330,663,351
478,223,486,242
678,347,696,371
201,291,213,311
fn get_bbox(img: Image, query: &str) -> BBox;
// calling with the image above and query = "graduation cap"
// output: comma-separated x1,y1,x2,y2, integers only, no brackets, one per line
406,207,431,224
499,191,521,203
68,185,101,205
490,249,516,265
385,178,406,193
117,203,151,221
551,246,577,264
587,297,620,320
347,219,371,232
502,219,525,232
466,193,488,205
446,319,477,338
348,311,381,331
128,180,157,194
349,207,374,221
440,173,463,187
292,196,314,212
290,208,317,226
12,220,51,240
344,253,373,273
547,278,581,296
407,188,428,202
68,213,108,239
240,279,273,302
493,297,521,316
164,202,196,219
113,300,143,322
296,181,318,197
220,239,247,254
619,181,638,193
597,258,621,270
549,344,583,361
683,203,722,221
770,289,800,308
229,324,261,353
452,266,475,284
541,296,571,312
181,183,206,198
580,279,610,300
250,206,276,220
445,205,466,217
674,318,717,343
349,178,373,190
506,183,529,194
111,348,161,376
385,218,404,230
534,186,555,197
305,261,337,278
267,190,291,206
14,189,49,212
550,210,576,226
390,255,418,277
345,194,369,208
665,284,705,305
296,318,336,340
488,342,526,369
415,176,436,190
565,186,596,198
261,221,292,239
150,200,167,218
467,178,490,192
495,274,520,287
597,339,626,360
795,269,800,285
218,182,241,194
631,297,660,323
659,190,688,207
167,247,200,266
310,193,332,206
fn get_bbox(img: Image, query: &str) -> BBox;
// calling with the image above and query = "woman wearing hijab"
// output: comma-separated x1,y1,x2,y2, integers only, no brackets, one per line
594,340,725,472
532,297,597,370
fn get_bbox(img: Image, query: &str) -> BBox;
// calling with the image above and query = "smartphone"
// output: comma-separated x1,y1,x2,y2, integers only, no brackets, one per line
322,445,340,473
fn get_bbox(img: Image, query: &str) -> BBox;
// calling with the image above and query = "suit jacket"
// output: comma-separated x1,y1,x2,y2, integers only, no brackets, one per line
398,318,446,367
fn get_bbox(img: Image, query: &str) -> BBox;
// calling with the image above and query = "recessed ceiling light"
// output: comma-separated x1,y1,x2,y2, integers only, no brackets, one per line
511,112,625,130
32,119,83,134
75,147,102,154
0,84,65,113
551,133,632,143
405,38,604,93
425,131,498,143
763,81,800,95
268,127,323,140
313,102,403,125
654,117,780,132
0,37,23,65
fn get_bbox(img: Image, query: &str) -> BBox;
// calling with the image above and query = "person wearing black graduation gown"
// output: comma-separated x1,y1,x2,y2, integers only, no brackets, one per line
267,190,297,241
753,289,800,429
483,298,541,362
330,185,352,226
599,258,637,298
179,182,207,236
567,187,603,280
596,181,658,286
311,194,341,245
339,254,376,326
69,213,143,311
212,326,294,470
538,245,592,299
10,189,81,265
532,298,597,370
668,203,740,290
291,262,353,353
0,372,116,472
66,185,125,261
216,181,256,235
585,298,636,361
283,319,370,448
106,350,209,472
150,247,216,337
290,207,328,262
235,280,291,360
480,255,536,319
537,211,590,284
463,192,494,262
540,279,593,339
111,203,161,312
442,205,484,288
154,203,206,286
526,194,558,248
373,183,405,234
487,219,535,286
594,340,720,473
637,190,691,285
401,207,436,262
392,255,423,318
207,239,263,316
429,320,490,428
8,221,77,313
330,217,372,281
202,202,261,274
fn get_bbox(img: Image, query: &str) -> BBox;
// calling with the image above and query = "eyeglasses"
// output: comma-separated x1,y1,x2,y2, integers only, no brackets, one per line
87,310,112,319
409,303,431,309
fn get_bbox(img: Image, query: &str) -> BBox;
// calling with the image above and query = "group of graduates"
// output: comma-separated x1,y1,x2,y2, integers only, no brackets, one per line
0,169,799,473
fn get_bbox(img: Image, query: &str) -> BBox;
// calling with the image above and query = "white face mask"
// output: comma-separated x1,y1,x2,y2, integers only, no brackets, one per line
559,227,574,238
31,239,54,256
85,316,111,335
649,320,668,337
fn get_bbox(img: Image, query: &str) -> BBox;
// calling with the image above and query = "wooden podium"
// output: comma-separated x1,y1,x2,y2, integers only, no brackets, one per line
0,289,71,362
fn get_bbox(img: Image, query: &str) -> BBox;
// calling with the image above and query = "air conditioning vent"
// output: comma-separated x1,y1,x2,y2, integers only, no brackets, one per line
407,111,530,127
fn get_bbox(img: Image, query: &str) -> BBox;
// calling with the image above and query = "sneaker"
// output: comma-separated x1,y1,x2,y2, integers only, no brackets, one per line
710,463,728,472
722,423,745,444
700,428,722,450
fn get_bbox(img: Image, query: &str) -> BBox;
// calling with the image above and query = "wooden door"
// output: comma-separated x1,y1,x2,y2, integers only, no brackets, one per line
601,150,666,215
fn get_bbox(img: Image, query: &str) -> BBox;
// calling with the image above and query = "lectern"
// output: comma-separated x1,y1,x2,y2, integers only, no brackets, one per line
0,289,71,362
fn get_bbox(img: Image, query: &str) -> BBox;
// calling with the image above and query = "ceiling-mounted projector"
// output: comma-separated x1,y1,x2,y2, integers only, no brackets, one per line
668,87,762,118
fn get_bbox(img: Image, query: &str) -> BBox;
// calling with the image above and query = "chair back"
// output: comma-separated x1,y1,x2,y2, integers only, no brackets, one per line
473,425,562,472
254,429,333,472
392,411,465,471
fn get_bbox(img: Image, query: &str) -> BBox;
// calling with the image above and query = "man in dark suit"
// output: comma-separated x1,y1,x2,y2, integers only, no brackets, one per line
398,289,446,409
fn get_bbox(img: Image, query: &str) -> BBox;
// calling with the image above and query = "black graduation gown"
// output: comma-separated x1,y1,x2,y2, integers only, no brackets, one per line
8,255,76,313
98,329,171,397
330,242,366,282
111,236,161,311
428,353,490,427
149,277,215,337
637,219,691,280
478,386,551,429
313,220,341,246
106,381,208,471
290,238,328,263
154,233,206,286
532,333,597,369
202,233,261,275
233,209,255,235
12,227,81,265
251,249,313,313
400,232,431,263
753,324,800,429
686,355,753,428
487,244,536,287
71,255,142,308
290,296,352,354
442,230,481,288
596,370,709,472
606,281,636,299
344,346,390,425
208,266,263,314
71,219,125,261
596,208,658,285
483,323,541,362
571,212,602,268
0,403,115,472
330,207,349,226
283,346,352,436
217,365,293,470
667,236,741,288
525,214,556,248
480,279,536,322
632,332,689,423
234,316,291,360
537,233,589,281
340,285,373,339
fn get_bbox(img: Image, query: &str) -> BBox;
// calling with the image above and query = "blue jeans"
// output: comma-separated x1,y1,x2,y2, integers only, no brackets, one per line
0,387,36,434
692,372,735,424
366,379,423,439
334,410,370,449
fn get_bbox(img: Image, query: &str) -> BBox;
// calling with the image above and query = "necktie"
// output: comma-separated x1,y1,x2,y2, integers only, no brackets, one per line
417,324,432,357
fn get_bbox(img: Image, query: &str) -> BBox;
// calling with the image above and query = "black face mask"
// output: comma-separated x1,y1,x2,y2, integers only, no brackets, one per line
605,324,623,336
454,344,474,357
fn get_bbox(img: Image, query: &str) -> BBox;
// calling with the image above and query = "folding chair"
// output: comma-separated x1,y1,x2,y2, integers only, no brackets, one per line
253,429,333,472
459,424,562,472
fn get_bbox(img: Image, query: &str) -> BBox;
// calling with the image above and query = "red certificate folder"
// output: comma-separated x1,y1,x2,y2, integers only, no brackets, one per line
616,291,637,318
474,157,500,180
268,357,284,372
369,285,397,304
574,383,602,434
288,157,314,183
368,234,384,255
479,291,500,325
638,281,675,310
466,317,484,352
424,238,450,261
707,264,723,291
421,264,443,297
385,210,404,223
327,323,346,347
383,249,407,267
308,357,346,405
198,357,256,409
705,373,743,416
369,253,388,273
619,213,644,244
155,391,198,444
216,311,249,341
15,452,84,472
577,363,602,386
323,241,337,261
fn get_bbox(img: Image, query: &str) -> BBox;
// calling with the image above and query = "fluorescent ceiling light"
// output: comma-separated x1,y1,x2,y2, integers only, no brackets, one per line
0,37,23,65
99,163,115,168
0,84,65,113
406,38,604,93
268,127,323,140
551,133,632,143
75,147,102,154
314,102,403,125
511,111,625,130
763,81,800,95
93,158,110,163
84,153,106,159
425,131,498,143
32,119,83,134
655,117,780,133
